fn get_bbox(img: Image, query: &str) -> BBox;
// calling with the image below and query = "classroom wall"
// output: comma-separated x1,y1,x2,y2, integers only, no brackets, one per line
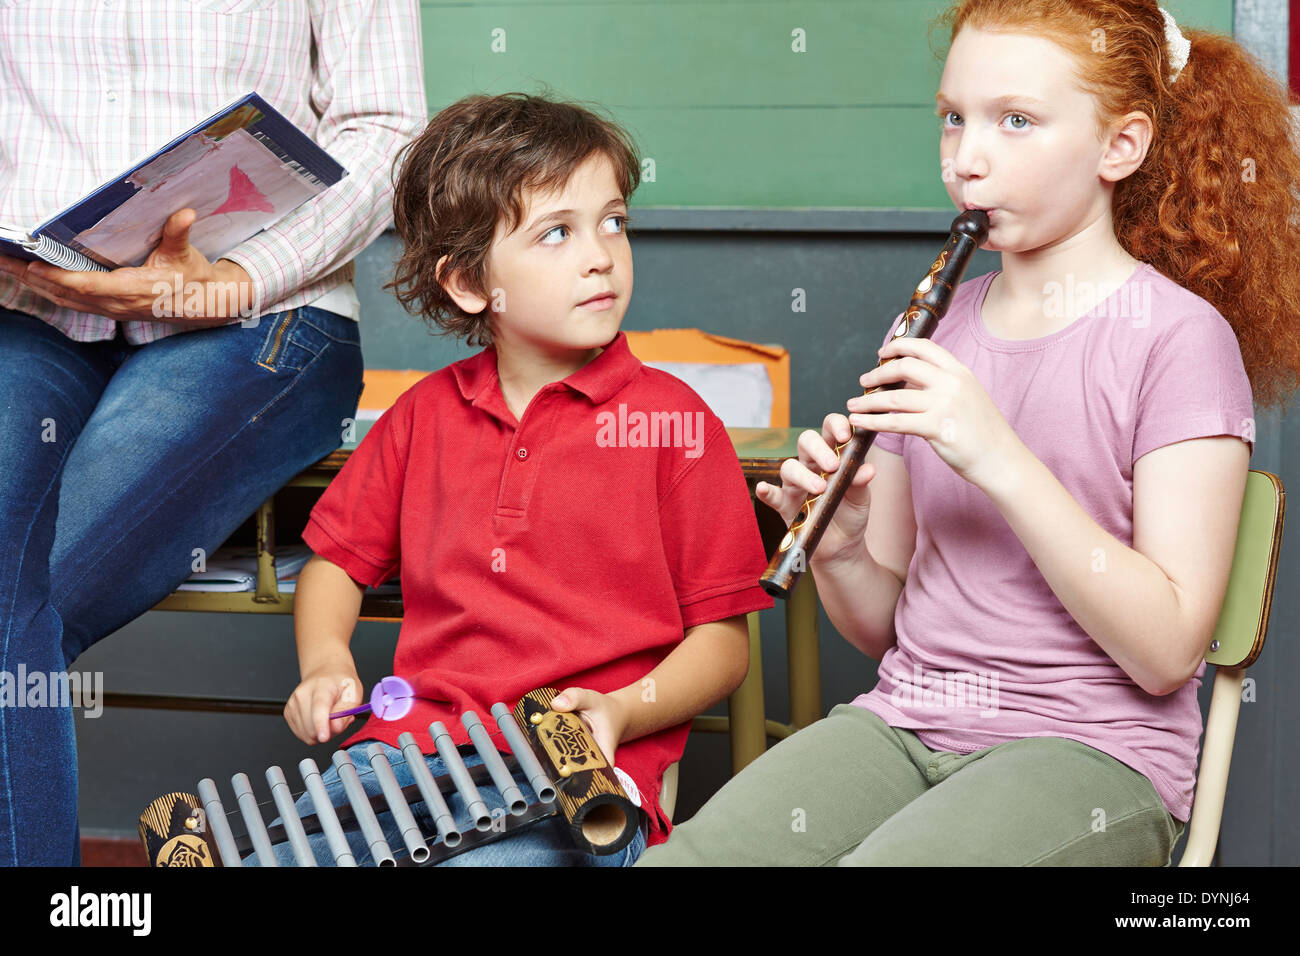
74,0,1300,867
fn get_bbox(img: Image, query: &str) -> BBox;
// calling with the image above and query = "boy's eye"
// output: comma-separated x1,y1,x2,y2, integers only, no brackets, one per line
540,224,569,245
941,110,962,128
539,215,630,244
1004,113,1030,130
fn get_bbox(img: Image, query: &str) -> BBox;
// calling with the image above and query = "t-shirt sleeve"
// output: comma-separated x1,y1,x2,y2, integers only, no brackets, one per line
301,399,410,588
871,312,908,456
659,416,775,628
1133,308,1255,463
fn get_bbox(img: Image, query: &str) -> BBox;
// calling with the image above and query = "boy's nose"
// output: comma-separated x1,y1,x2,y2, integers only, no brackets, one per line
582,239,616,273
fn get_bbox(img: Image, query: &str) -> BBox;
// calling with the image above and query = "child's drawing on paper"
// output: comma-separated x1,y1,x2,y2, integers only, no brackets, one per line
74,127,317,266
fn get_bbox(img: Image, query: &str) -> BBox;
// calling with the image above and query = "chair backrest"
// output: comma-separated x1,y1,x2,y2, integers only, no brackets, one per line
1178,469,1284,866
1206,470,1285,668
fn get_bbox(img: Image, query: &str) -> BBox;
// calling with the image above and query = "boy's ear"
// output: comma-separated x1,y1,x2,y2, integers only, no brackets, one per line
436,254,489,314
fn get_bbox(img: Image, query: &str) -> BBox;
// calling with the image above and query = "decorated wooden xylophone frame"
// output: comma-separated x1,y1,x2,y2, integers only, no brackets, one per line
140,689,641,867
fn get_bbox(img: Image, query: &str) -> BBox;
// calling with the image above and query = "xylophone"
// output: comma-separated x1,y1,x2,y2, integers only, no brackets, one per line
139,687,642,866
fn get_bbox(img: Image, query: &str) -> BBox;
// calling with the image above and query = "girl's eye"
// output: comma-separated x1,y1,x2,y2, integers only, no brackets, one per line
942,111,962,128
1005,113,1030,130
540,224,569,245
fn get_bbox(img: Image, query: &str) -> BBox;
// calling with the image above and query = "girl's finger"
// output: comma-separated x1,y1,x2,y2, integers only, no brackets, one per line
779,456,828,495
797,430,839,473
822,413,852,447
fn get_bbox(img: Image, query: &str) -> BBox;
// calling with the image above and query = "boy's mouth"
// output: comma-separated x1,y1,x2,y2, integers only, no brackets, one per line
577,292,616,308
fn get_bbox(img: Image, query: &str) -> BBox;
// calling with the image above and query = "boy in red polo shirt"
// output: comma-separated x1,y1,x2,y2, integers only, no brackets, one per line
274,93,773,866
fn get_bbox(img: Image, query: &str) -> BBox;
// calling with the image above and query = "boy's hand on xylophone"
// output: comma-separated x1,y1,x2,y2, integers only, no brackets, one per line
550,687,629,768
285,666,364,745
755,412,876,564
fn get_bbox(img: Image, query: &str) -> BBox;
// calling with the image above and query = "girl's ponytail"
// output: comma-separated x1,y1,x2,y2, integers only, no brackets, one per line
1116,27,1300,411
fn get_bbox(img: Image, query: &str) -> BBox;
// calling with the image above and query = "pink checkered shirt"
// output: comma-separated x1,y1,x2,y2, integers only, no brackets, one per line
0,0,426,344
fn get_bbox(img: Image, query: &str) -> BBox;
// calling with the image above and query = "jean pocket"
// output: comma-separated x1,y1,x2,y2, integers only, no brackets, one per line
253,309,305,372
253,308,354,374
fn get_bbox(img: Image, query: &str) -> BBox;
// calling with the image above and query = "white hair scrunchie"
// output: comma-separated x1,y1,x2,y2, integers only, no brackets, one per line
1160,6,1191,84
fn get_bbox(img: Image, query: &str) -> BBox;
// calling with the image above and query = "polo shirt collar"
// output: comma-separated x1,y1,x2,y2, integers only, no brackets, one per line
452,331,642,409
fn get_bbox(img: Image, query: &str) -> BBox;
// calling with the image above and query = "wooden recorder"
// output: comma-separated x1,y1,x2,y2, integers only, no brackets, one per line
759,208,990,599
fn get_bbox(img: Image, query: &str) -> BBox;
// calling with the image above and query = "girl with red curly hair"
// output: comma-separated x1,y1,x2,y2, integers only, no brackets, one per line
641,0,1300,866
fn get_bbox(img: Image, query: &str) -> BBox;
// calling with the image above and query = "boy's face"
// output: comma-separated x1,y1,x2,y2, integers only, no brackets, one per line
935,26,1148,254
445,152,632,362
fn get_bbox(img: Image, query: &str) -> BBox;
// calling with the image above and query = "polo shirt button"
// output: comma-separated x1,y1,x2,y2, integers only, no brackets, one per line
516,447,528,460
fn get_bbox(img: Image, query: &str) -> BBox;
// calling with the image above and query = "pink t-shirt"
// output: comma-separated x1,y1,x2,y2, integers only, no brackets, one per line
853,262,1254,822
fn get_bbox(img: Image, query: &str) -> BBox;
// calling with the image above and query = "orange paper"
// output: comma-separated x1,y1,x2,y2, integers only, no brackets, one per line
623,329,789,427
357,330,791,428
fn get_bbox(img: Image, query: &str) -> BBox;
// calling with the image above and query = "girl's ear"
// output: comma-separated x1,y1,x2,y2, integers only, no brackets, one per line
436,254,489,314
1098,111,1153,183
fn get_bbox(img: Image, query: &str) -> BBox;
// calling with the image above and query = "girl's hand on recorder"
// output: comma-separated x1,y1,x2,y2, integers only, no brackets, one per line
755,412,875,565
847,337,1020,490
285,664,364,745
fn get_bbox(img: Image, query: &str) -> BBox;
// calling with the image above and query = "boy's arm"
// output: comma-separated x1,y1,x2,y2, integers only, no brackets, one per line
552,613,750,761
285,554,368,744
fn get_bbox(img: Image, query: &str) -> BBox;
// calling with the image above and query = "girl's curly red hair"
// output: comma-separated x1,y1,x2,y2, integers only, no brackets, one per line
935,0,1300,411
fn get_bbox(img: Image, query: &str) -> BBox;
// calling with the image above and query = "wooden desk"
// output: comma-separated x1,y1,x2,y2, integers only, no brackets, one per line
138,426,822,773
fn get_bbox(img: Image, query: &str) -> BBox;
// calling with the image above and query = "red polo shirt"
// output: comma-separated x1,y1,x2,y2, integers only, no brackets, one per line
300,331,773,846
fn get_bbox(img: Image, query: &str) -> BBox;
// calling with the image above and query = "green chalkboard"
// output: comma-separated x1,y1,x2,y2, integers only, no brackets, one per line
421,0,1234,209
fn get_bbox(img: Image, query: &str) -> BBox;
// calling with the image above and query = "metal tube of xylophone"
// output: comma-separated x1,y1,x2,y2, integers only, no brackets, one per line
196,778,243,867
365,744,430,864
332,750,396,866
265,766,316,866
463,710,527,815
232,772,277,866
491,703,557,803
430,721,492,831
397,732,461,848
298,758,356,866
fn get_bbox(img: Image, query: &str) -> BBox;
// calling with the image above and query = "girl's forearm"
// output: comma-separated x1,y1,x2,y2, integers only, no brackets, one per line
810,545,904,661
609,615,750,743
977,440,1207,696
293,555,365,675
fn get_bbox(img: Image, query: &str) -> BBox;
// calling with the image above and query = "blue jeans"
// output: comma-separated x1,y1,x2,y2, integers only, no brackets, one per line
247,741,647,867
0,306,363,866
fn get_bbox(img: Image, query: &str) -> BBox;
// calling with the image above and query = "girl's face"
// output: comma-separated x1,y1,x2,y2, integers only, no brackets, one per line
936,26,1120,254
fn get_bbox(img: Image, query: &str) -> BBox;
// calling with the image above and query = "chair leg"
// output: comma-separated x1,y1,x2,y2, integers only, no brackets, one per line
786,573,822,731
1178,665,1245,866
253,496,284,604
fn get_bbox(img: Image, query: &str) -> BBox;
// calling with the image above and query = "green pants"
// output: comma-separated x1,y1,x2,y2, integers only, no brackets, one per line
639,704,1186,866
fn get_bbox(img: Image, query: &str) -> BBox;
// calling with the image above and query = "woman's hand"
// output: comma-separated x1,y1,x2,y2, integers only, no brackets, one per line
848,337,1020,490
0,208,253,325
549,687,630,768
285,665,364,745
754,413,877,565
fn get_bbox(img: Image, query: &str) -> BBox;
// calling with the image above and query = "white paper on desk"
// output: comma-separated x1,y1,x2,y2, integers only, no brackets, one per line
643,361,773,428
175,568,256,592
176,543,313,592
75,128,319,266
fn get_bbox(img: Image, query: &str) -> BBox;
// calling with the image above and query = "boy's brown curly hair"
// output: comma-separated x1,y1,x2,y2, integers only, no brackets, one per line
386,92,642,347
